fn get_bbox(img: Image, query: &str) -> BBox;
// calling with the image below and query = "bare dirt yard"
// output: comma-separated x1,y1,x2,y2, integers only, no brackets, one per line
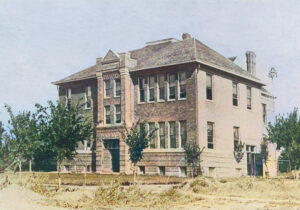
1,172,300,210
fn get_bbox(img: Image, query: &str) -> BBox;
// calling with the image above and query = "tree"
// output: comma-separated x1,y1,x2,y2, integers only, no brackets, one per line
36,101,94,187
0,121,14,172
5,105,40,178
120,121,157,184
184,140,204,178
233,140,245,163
267,108,300,171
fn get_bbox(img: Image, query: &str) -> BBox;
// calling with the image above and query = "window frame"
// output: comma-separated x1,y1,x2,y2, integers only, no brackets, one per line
158,75,166,101
139,77,146,103
114,78,121,98
180,120,187,148
84,86,92,109
207,122,214,149
262,103,267,124
247,86,252,109
148,75,156,102
159,122,166,149
206,74,213,100
115,104,121,124
148,122,156,148
169,121,177,148
105,106,111,125
232,82,238,106
233,126,240,150
104,80,111,98
179,72,187,100
168,73,177,101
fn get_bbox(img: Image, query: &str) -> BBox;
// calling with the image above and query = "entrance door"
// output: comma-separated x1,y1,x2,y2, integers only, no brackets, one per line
103,139,120,172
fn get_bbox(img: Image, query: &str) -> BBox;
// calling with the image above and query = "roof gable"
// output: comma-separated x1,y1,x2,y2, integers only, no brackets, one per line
102,50,119,63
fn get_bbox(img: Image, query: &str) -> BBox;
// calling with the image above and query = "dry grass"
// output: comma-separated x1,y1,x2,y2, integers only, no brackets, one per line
189,176,300,200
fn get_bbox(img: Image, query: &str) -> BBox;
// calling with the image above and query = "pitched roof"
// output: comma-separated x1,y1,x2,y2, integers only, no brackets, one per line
53,36,264,85
52,65,97,85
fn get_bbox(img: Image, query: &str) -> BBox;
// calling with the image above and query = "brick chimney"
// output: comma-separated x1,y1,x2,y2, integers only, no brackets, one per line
182,33,191,40
245,51,256,76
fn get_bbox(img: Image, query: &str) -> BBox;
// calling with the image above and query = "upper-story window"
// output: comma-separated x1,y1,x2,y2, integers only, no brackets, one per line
158,75,165,101
233,126,240,150
114,78,121,97
206,74,213,100
247,86,252,109
169,74,177,100
66,88,72,108
104,80,111,98
115,105,121,124
179,72,187,99
139,78,146,102
85,86,92,109
149,76,156,102
207,122,214,149
105,106,111,124
159,122,166,148
232,82,238,106
169,121,177,148
180,121,187,148
262,104,267,124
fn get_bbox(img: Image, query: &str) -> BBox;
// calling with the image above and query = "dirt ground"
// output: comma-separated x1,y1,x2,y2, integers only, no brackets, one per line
1,173,300,210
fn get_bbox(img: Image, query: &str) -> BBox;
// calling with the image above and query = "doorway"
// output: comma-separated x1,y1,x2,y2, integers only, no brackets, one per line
103,139,120,172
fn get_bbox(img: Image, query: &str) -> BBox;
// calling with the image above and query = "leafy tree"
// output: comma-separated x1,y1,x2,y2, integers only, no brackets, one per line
5,105,40,177
233,140,245,163
0,121,13,172
120,121,157,184
184,140,204,178
36,101,94,187
268,108,300,170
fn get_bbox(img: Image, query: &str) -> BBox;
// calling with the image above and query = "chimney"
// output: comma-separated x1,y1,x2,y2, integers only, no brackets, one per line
245,51,256,76
182,33,191,40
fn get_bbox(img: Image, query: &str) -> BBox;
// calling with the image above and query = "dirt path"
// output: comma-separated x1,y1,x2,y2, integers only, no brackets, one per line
0,185,66,210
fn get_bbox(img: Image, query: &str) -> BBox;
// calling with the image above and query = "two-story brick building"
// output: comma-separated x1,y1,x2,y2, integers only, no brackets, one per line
53,33,274,177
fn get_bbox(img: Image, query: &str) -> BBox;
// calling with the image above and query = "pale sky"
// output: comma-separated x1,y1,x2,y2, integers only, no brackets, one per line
0,0,300,123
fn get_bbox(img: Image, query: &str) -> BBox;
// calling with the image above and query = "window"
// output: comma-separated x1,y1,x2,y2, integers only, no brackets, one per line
159,122,166,149
158,166,165,176
180,167,187,177
83,140,91,151
158,75,165,101
104,80,111,98
85,86,92,109
180,121,187,148
149,76,156,102
207,122,214,149
232,82,238,106
139,166,145,175
66,88,72,108
179,72,186,99
206,74,213,100
115,105,121,124
247,86,252,109
114,78,121,97
169,73,176,100
169,121,177,148
139,78,146,102
105,106,111,124
262,104,267,124
234,127,239,150
149,122,156,148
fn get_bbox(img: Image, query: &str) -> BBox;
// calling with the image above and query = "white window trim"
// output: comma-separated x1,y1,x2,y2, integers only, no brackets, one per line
138,77,146,104
157,75,166,102
232,82,239,107
207,122,215,150
167,74,176,101
114,78,121,98
147,76,156,103
104,80,111,99
114,104,121,124
206,73,213,101
105,106,111,125
178,72,187,100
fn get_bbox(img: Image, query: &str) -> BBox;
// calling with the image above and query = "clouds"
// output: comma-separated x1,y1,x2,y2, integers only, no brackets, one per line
0,0,299,122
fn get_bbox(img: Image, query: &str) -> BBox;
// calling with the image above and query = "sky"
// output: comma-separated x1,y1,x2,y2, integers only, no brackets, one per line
0,0,300,124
